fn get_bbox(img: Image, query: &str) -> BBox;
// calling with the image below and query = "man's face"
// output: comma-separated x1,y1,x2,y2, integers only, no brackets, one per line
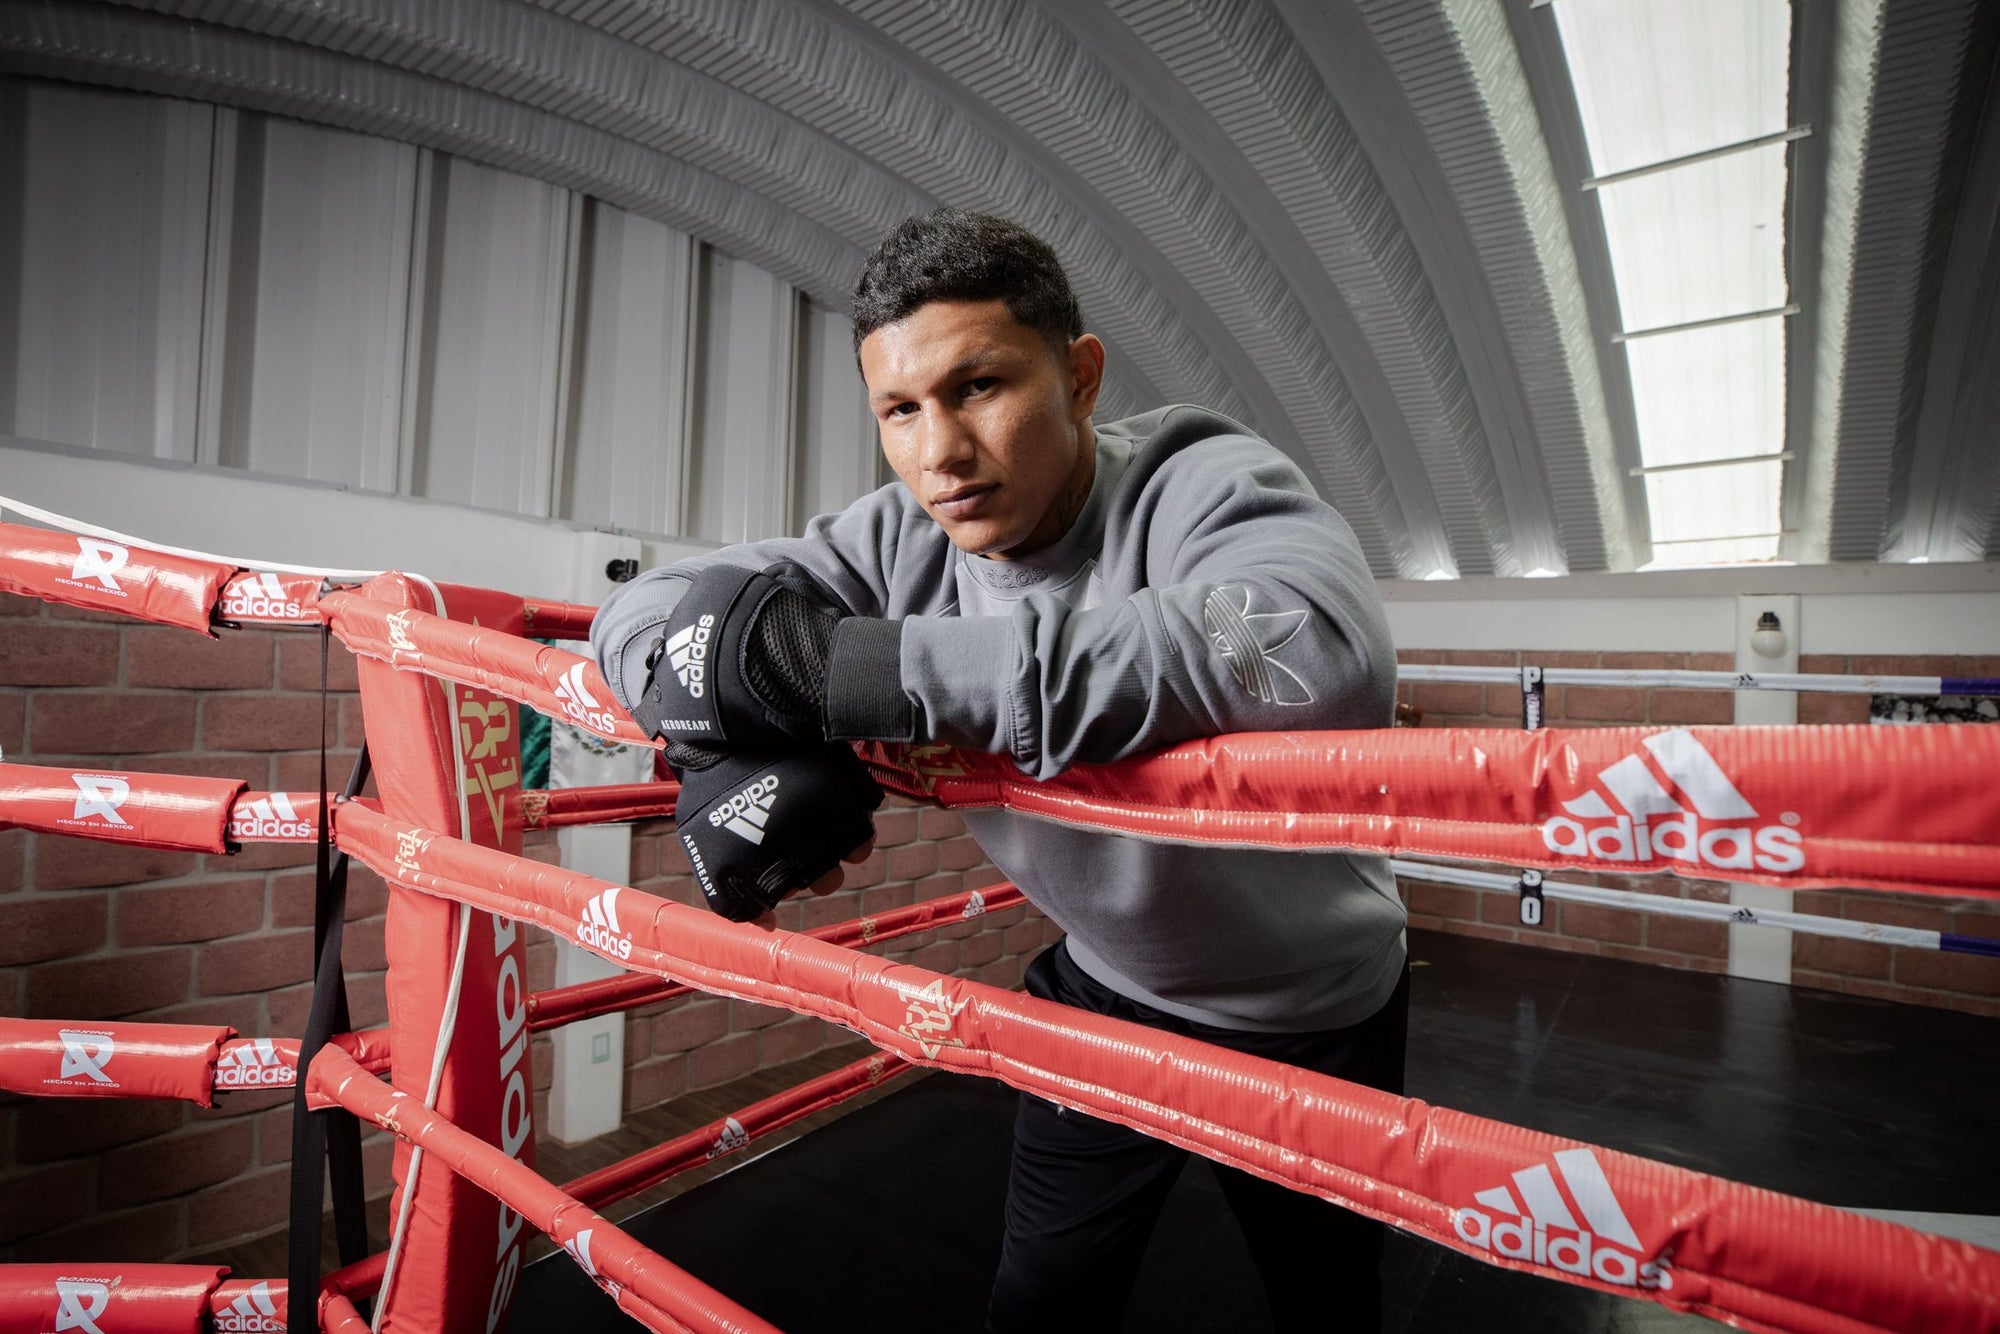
860,298,1103,560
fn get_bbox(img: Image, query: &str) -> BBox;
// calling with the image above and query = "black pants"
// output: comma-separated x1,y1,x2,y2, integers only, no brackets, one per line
987,943,1409,1333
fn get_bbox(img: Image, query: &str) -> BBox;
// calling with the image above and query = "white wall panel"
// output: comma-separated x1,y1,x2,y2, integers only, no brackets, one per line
408,156,572,517
0,80,210,461
563,204,697,535
687,250,797,544
794,302,880,530
211,117,417,490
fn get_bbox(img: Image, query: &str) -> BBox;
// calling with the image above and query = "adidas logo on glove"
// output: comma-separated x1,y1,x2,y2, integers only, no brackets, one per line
666,616,714,698
708,775,779,844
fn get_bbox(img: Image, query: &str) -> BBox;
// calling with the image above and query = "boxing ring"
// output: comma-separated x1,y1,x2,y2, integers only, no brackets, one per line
2,507,1998,1333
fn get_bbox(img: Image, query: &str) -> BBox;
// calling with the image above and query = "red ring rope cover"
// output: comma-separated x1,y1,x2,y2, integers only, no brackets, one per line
330,800,2000,1334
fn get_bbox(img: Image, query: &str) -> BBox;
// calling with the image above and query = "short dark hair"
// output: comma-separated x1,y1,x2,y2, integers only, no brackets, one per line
851,208,1084,356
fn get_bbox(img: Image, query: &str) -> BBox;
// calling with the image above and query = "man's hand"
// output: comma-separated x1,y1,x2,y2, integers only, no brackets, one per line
672,743,883,923
634,562,841,749
631,561,917,749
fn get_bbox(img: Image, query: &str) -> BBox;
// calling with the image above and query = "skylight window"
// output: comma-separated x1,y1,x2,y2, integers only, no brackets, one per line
1552,0,1795,569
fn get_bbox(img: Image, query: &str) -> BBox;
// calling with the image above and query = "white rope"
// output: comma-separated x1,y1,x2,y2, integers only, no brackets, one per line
0,492,382,579
1396,662,1965,696
1389,858,1943,949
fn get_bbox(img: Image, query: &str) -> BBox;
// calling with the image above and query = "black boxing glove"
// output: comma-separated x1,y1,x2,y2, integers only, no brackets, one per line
673,744,882,923
631,561,915,750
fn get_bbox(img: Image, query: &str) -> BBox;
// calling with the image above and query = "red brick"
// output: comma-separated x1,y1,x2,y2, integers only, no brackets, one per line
99,1119,254,1207
885,842,939,882
0,692,22,756
1644,915,1728,959
31,693,197,754
1796,655,1846,674
652,999,729,1053
279,635,362,691
1648,690,1733,725
1793,934,1891,980
913,872,964,903
122,752,273,786
1002,921,1043,954
184,1164,289,1250
1688,653,1734,671
533,1032,555,1091
0,622,120,685
917,808,966,841
1841,892,1950,933
842,849,887,892
860,883,916,917
906,940,959,974
1402,880,1479,923
268,865,390,929
959,930,1003,970
1442,650,1518,667
729,999,788,1032
213,839,316,873
1893,949,2000,995
0,828,23,894
1850,655,1954,677
1600,652,1685,670
686,1033,760,1090
117,879,267,946
15,1097,183,1163
270,748,364,794
1561,687,1648,722
125,627,275,689
0,891,108,963
1555,901,1644,945
145,994,262,1035
196,929,314,995
971,956,1026,990
201,695,336,752
624,1056,688,1112
872,808,920,847
341,917,388,972
759,1015,829,1066
1797,693,1871,724
796,889,861,932
0,1160,98,1245
0,591,42,616
25,947,191,1018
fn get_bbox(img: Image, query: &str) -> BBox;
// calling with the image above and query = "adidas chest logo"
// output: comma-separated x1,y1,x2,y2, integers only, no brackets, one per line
1541,729,1803,874
708,775,779,844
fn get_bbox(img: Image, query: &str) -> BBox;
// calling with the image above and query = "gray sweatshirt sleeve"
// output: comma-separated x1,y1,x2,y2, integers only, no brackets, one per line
900,429,1396,779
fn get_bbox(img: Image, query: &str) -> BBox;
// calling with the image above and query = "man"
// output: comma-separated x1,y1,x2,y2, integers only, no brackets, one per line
593,207,1406,1331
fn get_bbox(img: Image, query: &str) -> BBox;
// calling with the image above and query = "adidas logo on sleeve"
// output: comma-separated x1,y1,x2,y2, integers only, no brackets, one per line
1453,1148,1673,1290
230,793,314,841
1541,729,1803,874
664,615,715,697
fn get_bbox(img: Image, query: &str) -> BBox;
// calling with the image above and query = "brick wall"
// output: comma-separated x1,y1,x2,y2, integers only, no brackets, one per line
0,594,1036,1263
0,591,390,1262
1396,649,2000,1018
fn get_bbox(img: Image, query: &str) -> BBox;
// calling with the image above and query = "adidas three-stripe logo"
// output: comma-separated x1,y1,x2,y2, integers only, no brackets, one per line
1540,729,1804,874
707,775,780,845
1453,1148,1672,1290
214,1279,283,1331
664,614,715,697
575,886,633,960
215,1038,295,1088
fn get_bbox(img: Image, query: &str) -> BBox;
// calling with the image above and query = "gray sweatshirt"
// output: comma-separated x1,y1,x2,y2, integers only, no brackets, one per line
593,406,1406,1032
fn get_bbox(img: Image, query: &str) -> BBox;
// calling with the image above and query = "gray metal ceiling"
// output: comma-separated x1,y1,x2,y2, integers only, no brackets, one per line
2,0,1994,577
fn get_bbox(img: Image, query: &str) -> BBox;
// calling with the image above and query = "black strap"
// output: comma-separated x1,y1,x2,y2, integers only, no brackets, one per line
287,622,373,1330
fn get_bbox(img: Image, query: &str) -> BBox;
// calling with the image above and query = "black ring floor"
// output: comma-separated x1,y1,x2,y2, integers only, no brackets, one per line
511,928,2000,1332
